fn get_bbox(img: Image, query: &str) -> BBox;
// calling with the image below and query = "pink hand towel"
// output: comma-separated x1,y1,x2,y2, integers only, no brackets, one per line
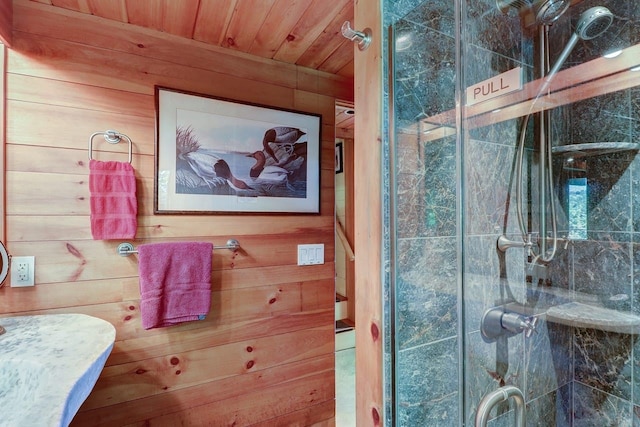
138,242,213,330
89,159,137,240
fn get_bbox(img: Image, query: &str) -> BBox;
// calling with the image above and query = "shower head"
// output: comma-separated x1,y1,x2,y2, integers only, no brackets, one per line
534,0,570,25
575,6,614,40
547,6,613,77
496,0,532,13
496,0,570,25
538,6,613,95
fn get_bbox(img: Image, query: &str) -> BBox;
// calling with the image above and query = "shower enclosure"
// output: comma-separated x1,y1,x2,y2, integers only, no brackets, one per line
385,0,640,425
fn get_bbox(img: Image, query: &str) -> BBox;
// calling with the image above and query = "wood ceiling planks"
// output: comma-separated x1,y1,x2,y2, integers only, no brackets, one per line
31,0,354,78
193,0,236,44
273,0,350,64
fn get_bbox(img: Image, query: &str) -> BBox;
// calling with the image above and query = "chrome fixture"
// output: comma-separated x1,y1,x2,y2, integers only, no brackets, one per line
496,0,531,12
499,6,613,265
544,7,614,84
576,6,614,40
481,306,538,342
497,234,533,252
341,21,372,51
475,385,526,427
88,129,133,164
496,0,570,25
116,239,241,257
535,0,570,24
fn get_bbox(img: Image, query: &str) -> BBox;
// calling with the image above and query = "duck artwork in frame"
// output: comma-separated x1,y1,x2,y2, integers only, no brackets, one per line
154,87,321,214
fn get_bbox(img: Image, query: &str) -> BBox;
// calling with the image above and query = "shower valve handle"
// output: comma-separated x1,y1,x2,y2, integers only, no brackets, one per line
481,307,539,342
500,311,538,337
497,235,534,252
523,316,538,338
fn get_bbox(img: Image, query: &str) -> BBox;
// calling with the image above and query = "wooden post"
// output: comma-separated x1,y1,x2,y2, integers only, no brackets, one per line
354,0,383,425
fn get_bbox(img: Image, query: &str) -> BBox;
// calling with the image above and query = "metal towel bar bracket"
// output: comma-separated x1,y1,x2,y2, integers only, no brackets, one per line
89,130,133,164
341,21,372,51
117,239,241,257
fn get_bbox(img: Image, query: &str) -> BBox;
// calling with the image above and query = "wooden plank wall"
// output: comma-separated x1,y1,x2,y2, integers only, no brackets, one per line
0,1,352,425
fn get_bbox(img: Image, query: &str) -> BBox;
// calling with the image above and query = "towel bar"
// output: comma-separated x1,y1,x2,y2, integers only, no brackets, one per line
117,239,240,257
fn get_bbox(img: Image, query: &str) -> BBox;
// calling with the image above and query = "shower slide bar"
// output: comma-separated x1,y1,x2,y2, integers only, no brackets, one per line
475,385,526,427
116,239,241,257
88,130,134,164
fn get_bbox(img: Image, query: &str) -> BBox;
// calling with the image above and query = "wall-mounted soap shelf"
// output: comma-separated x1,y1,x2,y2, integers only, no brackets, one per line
552,142,640,159
545,302,640,334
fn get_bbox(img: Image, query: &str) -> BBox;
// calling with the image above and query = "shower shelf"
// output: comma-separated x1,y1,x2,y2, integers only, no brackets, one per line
551,142,640,159
545,302,640,334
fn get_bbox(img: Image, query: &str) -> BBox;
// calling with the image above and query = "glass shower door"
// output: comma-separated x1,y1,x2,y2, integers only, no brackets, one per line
387,0,640,425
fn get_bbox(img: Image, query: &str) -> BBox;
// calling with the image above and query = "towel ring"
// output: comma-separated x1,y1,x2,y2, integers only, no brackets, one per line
89,130,133,164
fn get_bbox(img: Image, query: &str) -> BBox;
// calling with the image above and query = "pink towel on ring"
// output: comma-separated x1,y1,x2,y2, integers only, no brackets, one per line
138,242,213,330
89,159,137,240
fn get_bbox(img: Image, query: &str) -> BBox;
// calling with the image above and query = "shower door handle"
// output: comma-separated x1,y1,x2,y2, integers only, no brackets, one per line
475,385,526,427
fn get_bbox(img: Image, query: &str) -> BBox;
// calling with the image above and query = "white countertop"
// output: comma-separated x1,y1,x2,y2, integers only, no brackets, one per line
0,314,115,427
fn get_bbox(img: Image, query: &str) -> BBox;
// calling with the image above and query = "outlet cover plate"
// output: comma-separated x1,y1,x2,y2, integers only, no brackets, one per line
11,256,35,287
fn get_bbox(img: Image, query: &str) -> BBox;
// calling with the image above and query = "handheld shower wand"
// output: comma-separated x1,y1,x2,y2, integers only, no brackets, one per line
539,6,614,94
501,6,614,265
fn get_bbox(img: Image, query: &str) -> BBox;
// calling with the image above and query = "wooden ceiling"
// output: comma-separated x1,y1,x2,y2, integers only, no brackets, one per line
29,0,355,79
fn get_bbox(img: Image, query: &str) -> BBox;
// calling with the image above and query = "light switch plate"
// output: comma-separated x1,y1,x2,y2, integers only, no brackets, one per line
297,244,325,266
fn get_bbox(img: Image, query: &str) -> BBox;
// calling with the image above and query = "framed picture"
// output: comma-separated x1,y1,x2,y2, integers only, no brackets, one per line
155,87,322,214
335,141,344,174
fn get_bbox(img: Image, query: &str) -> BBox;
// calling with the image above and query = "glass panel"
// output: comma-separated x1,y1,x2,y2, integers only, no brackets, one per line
387,1,460,425
385,0,640,425
462,0,640,425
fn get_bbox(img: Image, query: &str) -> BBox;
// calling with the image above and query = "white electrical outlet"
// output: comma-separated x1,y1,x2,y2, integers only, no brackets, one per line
11,256,35,287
